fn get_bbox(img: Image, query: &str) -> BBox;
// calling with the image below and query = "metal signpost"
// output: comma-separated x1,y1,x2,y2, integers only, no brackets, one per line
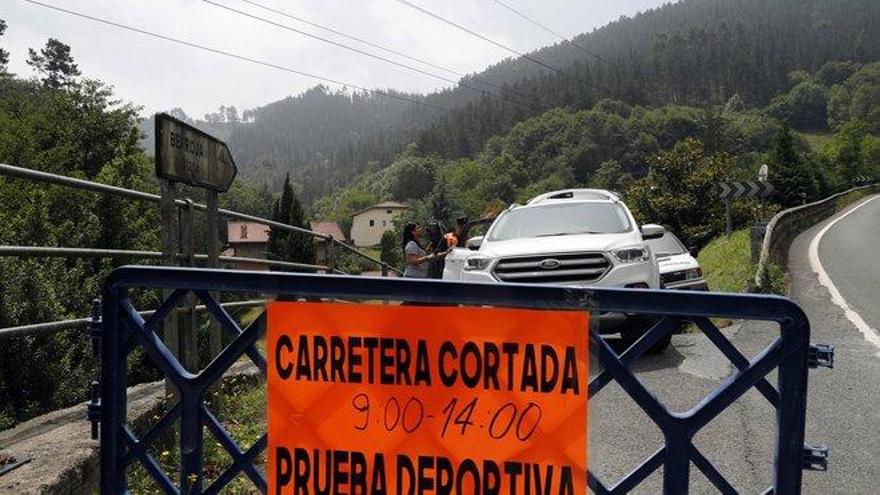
155,113,237,377
154,113,237,193
716,180,774,238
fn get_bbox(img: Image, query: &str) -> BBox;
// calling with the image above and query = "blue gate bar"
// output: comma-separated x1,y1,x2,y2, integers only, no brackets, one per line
99,266,815,494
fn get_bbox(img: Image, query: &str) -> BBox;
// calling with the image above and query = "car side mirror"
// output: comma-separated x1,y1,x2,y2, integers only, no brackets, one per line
466,236,483,250
640,224,665,240
688,246,699,257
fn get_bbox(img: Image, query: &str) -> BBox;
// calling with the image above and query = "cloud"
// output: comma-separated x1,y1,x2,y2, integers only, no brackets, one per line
3,0,667,117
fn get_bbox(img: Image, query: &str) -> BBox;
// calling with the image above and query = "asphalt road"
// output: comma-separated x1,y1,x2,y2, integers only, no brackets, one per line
589,195,880,493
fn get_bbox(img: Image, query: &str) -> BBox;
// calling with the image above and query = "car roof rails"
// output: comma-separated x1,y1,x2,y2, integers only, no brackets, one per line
527,189,618,204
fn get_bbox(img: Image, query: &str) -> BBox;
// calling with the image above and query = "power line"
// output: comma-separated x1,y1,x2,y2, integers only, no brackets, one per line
235,0,537,102
238,0,458,78
396,0,605,94
203,0,538,110
21,0,456,115
488,0,616,67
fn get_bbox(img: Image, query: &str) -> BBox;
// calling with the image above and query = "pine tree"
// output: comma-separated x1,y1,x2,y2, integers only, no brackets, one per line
288,193,316,271
769,126,815,207
26,38,81,89
267,174,316,271
380,230,400,269
430,181,452,226
266,173,293,264
0,20,9,73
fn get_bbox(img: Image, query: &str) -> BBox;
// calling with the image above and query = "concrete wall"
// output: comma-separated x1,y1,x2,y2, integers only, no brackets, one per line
0,363,259,494
754,184,880,289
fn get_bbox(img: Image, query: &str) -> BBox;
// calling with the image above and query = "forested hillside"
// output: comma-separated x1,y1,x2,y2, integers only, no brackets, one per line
198,0,880,200
315,61,880,251
0,35,275,427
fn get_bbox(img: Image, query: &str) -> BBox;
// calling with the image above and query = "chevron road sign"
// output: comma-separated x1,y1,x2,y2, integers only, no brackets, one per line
716,180,774,199
854,175,871,185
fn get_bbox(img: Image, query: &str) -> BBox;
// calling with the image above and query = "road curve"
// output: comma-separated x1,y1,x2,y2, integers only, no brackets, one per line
810,195,880,351
585,195,880,493
786,194,880,493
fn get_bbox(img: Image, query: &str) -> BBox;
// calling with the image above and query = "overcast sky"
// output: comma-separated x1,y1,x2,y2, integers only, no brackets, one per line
4,0,668,119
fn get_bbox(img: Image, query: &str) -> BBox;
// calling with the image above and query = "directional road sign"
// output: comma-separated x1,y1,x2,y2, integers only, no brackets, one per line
155,113,237,192
716,180,774,199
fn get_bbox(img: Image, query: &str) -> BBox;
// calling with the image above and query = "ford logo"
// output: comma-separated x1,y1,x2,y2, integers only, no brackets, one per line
538,258,561,270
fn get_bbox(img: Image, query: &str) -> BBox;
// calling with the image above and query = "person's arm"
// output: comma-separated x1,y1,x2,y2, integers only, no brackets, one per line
406,243,433,266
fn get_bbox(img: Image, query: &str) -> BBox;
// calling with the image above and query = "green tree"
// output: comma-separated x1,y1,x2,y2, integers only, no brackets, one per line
815,61,859,87
0,20,9,72
267,174,293,262
769,126,815,206
27,38,81,89
379,229,400,269
589,160,633,192
288,193,316,269
430,180,452,225
860,135,880,180
825,120,870,183
828,62,880,132
626,138,731,249
389,158,434,201
0,60,155,426
766,81,828,130
267,174,316,270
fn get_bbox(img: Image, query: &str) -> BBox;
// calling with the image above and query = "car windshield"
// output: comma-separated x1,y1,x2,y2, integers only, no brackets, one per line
646,232,687,257
488,202,632,241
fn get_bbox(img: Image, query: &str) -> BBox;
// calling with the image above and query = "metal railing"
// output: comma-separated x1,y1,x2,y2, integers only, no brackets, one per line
754,183,879,289
0,162,402,337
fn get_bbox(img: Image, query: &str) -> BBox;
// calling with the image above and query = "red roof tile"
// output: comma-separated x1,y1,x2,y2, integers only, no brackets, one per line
310,222,345,240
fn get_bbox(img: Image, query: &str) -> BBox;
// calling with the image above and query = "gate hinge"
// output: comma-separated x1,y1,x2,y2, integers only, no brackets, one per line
87,381,101,440
808,344,834,369
89,298,102,358
802,443,829,471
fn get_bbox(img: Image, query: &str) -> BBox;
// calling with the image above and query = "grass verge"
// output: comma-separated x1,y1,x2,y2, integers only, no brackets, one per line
797,131,833,153
697,228,755,294
128,377,266,493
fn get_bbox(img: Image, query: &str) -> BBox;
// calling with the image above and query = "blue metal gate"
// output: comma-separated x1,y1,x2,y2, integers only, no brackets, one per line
95,266,829,493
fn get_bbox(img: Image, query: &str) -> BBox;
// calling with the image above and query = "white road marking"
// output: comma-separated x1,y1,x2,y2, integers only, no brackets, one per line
808,195,880,354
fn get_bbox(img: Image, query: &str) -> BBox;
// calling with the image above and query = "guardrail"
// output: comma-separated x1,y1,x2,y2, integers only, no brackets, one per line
0,162,402,337
754,183,880,289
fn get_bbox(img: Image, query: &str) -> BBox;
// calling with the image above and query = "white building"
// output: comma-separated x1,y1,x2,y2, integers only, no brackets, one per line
350,201,408,247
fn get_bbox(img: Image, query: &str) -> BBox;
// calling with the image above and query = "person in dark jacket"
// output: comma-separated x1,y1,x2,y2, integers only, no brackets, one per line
426,222,447,279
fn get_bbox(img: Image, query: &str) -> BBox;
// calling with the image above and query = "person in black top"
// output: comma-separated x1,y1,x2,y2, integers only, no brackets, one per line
426,221,447,279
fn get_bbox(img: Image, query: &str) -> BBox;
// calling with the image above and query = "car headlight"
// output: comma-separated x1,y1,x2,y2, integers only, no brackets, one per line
464,256,492,271
612,246,649,263
685,268,703,280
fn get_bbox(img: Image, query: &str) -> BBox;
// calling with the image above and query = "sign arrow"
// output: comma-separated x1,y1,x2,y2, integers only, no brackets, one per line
748,181,759,197
155,113,238,192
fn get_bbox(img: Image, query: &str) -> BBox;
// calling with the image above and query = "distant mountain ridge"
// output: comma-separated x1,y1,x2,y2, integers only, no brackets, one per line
141,0,880,202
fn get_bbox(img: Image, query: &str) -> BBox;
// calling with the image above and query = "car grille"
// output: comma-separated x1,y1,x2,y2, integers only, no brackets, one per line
660,270,688,286
492,252,610,284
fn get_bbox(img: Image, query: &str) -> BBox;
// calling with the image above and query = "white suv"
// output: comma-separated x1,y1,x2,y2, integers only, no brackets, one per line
443,189,669,350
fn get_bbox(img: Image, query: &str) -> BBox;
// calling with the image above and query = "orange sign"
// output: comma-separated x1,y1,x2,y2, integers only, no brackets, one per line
267,302,589,495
